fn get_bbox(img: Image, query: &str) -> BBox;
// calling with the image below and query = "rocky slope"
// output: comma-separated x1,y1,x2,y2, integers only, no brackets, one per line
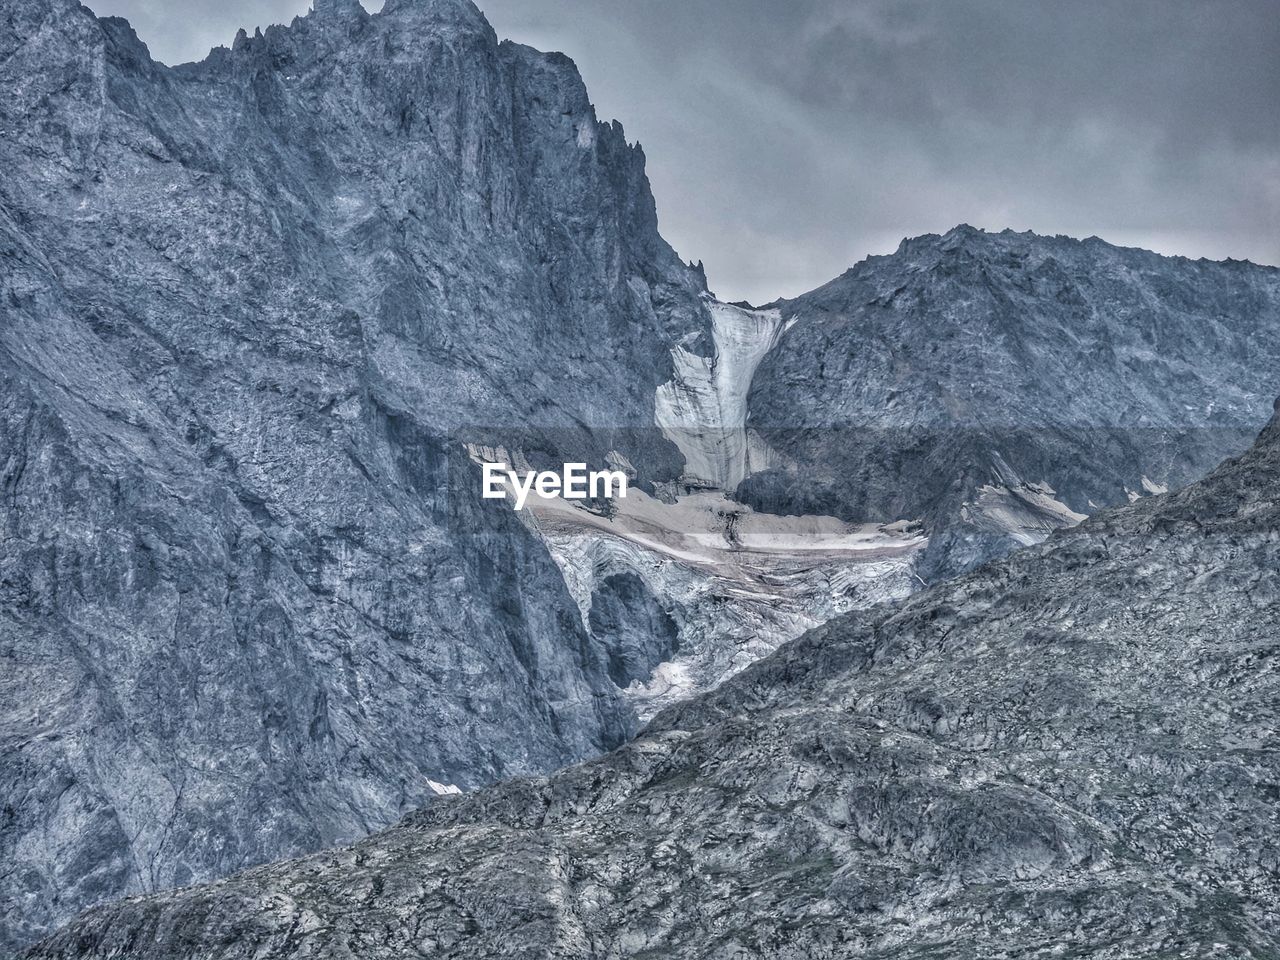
741,226,1280,578
0,0,711,948
28,404,1280,959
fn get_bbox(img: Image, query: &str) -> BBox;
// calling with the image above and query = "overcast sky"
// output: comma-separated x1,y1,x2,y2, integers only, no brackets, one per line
89,0,1280,304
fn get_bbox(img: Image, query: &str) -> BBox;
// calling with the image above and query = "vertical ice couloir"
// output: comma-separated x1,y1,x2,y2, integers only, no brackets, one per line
655,298,793,491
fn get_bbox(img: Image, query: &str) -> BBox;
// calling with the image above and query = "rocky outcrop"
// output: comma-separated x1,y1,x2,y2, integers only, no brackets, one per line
29,406,1280,959
0,0,709,948
742,226,1280,578
586,572,680,688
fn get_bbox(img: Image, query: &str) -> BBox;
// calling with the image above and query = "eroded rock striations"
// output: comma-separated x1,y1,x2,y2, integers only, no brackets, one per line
0,0,709,948
29,406,1280,958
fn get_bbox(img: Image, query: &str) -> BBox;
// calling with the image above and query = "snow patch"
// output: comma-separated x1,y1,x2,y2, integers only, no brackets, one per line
655,299,792,490
1140,476,1169,496
963,454,1087,546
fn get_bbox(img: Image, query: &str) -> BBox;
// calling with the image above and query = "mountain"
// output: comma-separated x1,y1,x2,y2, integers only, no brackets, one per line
27,403,1280,958
0,0,711,947
740,226,1280,578
5,0,1280,952
572,230,1280,724
604,230,1280,733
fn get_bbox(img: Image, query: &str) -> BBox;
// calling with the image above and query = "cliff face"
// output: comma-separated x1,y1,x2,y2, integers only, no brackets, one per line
27,411,1280,958
0,0,708,948
741,226,1280,578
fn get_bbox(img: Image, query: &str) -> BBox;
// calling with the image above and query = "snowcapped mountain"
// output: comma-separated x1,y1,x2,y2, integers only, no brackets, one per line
3,0,1279,952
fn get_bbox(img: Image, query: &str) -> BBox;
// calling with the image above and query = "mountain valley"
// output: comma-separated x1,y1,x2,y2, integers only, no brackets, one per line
1,0,1278,952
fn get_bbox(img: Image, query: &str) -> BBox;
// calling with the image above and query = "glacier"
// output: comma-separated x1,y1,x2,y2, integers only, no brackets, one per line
654,298,794,491
523,487,924,720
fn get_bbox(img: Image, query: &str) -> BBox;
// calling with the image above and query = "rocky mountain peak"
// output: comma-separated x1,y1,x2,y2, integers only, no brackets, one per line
0,0,708,948
938,221,985,247
310,0,367,20
741,226,1280,578
378,0,493,34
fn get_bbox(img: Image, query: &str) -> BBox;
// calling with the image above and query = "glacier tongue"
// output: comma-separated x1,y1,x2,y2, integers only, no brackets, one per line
512,295,923,717
655,299,792,490
524,489,924,721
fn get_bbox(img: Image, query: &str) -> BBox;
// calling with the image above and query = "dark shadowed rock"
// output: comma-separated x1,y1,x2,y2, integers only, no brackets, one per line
587,572,680,688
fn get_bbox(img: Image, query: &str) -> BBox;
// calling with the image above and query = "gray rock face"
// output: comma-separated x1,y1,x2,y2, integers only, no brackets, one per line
28,409,1280,959
586,572,680,689
741,226,1280,579
0,0,708,949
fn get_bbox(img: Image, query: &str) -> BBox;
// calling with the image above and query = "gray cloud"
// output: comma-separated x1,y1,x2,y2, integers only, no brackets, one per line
87,0,1280,303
